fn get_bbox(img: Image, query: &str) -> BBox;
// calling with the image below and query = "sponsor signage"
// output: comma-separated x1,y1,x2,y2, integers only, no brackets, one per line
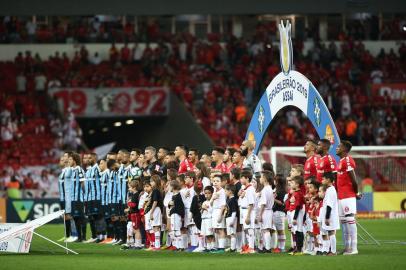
6,199,63,224
373,192,406,212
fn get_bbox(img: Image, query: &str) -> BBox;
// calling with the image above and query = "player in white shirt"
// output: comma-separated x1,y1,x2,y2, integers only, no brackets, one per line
240,140,262,177
210,174,227,252
239,170,256,254
201,185,215,251
319,172,340,255
258,171,275,252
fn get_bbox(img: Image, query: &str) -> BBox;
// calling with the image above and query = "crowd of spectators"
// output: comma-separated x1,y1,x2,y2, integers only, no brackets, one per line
0,166,59,198
3,37,406,148
0,15,405,44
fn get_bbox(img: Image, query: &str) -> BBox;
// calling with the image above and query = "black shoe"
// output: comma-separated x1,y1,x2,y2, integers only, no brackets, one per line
120,245,131,250
95,239,102,243
74,238,83,243
265,249,272,253
316,251,323,256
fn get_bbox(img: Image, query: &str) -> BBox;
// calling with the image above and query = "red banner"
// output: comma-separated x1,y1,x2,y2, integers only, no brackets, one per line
48,87,170,117
371,83,406,102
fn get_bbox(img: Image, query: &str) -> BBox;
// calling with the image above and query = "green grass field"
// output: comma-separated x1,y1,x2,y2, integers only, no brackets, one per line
1,219,406,270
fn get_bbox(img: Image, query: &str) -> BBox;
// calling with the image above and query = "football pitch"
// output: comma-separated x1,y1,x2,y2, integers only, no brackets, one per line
1,219,406,270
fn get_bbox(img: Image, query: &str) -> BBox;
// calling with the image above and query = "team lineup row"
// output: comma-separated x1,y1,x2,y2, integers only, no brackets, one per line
58,139,359,255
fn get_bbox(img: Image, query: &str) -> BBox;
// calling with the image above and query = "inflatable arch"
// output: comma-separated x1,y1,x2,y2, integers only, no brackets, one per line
245,21,340,161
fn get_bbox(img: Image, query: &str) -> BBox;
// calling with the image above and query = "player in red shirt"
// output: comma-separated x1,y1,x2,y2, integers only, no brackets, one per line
175,145,194,174
211,147,227,173
304,139,319,180
223,147,236,173
336,140,360,255
188,148,200,167
316,139,337,183
232,150,244,169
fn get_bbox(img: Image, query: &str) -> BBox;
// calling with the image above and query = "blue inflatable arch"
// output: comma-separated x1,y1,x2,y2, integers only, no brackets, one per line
244,70,341,161
245,21,340,161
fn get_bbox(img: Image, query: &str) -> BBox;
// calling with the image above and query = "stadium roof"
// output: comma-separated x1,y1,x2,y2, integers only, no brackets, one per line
1,0,405,15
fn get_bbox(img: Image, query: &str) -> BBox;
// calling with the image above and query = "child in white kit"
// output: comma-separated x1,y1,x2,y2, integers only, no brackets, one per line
225,184,238,252
319,172,340,255
201,185,215,251
239,170,256,254
210,174,227,252
258,171,275,252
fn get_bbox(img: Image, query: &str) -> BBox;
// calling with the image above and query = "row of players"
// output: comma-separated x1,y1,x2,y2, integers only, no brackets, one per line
58,138,359,255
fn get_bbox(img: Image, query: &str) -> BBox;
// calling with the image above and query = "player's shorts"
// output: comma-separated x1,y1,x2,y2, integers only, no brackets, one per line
212,208,226,229
130,213,141,230
226,217,237,235
201,218,214,236
184,208,195,227
86,200,101,216
144,208,162,230
339,197,357,217
292,208,304,233
272,211,286,231
72,201,84,217
101,204,110,218
240,208,255,230
260,209,273,230
170,213,183,232
109,203,119,217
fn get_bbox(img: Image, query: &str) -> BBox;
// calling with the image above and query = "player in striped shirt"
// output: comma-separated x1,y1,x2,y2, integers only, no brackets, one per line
117,149,131,246
84,153,102,243
58,152,74,242
68,152,86,242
